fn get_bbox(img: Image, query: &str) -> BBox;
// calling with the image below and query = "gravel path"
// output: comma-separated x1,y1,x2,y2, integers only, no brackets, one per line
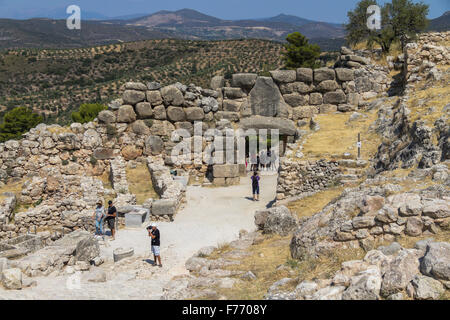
0,171,277,300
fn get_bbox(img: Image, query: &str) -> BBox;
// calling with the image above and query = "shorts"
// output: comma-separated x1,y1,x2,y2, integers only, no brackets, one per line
252,185,260,195
151,245,160,256
106,218,115,230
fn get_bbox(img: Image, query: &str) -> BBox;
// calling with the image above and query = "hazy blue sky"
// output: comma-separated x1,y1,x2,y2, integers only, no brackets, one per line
0,0,448,22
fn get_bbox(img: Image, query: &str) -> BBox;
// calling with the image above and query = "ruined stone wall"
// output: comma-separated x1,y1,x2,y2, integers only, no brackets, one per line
0,47,388,184
276,158,342,201
405,31,450,83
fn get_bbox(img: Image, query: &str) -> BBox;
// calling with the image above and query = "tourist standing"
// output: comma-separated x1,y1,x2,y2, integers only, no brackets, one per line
251,171,260,201
93,201,105,236
148,223,162,267
105,200,117,240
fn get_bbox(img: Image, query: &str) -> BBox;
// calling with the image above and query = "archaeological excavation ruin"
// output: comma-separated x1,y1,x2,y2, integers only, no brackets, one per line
0,31,448,300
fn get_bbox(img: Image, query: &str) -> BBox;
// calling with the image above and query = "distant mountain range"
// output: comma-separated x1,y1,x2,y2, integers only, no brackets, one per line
428,11,450,32
0,8,448,51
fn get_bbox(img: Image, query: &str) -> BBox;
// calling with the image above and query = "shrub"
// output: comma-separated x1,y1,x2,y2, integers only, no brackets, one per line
71,103,107,124
282,32,321,69
89,156,98,166
0,107,43,142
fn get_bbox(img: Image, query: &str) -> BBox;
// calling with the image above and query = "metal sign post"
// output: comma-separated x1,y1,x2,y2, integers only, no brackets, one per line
357,133,362,159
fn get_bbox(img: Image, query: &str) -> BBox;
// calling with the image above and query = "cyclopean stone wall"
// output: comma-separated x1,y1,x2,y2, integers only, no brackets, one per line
0,49,389,239
405,31,450,84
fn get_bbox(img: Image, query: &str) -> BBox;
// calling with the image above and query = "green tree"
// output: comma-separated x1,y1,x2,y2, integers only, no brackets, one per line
0,107,43,142
346,0,378,47
71,103,107,124
346,0,429,53
282,32,321,69
383,0,429,50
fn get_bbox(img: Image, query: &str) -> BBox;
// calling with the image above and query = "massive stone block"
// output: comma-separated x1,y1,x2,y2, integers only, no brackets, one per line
249,77,286,117
296,68,313,83
240,116,297,136
122,90,146,105
335,68,355,81
213,164,239,178
167,106,186,122
135,102,153,119
152,199,177,216
161,85,184,106
270,70,297,83
117,105,137,123
232,73,258,89
283,93,308,107
185,107,205,121
314,68,336,83
323,90,347,104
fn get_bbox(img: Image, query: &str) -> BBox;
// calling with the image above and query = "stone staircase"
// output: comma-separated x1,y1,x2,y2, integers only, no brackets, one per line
336,159,369,184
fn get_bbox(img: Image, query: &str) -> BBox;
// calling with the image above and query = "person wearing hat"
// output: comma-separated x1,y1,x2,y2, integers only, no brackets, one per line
93,200,105,236
105,200,117,240
147,223,162,267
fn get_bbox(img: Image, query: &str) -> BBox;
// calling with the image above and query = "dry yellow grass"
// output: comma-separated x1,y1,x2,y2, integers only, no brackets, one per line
126,164,159,205
396,230,450,249
301,110,381,160
0,179,25,198
46,126,73,134
293,247,366,283
204,234,366,300
212,235,293,300
287,186,345,219
407,79,450,127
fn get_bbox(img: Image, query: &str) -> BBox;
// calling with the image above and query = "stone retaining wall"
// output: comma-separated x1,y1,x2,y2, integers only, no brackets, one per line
276,158,342,201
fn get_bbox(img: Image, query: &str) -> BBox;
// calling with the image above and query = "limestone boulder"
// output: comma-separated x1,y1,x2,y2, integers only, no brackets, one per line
82,129,102,149
249,77,285,117
420,242,450,281
411,275,445,300
146,90,163,106
135,102,153,119
314,68,336,83
232,73,258,89
257,206,298,236
185,107,205,121
240,116,297,136
131,120,150,135
323,90,347,104
122,90,145,105
270,70,297,83
167,107,186,122
296,68,313,83
145,135,164,155
1,268,22,290
121,145,143,160
161,85,184,106
117,105,137,123
75,236,100,263
97,110,116,123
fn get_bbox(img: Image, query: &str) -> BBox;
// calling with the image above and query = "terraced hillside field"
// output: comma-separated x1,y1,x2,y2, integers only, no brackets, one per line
0,39,283,124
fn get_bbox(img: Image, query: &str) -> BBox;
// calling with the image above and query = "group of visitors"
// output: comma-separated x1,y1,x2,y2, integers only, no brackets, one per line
247,149,278,172
92,200,162,267
92,200,117,240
